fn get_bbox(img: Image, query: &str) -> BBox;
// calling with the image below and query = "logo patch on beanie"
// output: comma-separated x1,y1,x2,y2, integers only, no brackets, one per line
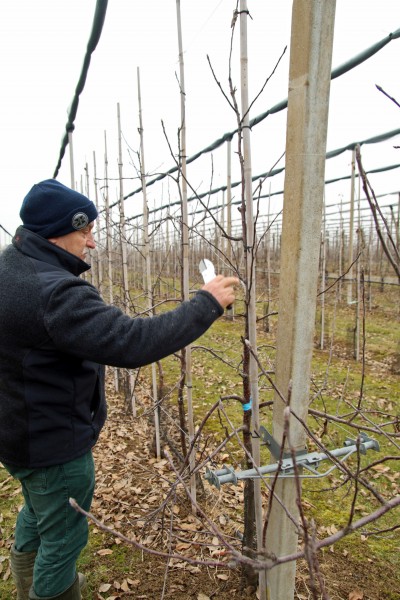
72,212,89,230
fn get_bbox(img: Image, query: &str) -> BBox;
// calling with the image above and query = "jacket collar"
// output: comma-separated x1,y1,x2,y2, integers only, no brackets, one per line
12,226,91,277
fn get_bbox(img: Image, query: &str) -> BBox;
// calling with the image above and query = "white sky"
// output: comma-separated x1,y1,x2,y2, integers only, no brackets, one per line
0,1,399,238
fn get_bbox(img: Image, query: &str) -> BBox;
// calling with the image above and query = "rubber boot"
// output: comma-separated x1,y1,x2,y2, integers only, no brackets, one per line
77,573,86,590
29,573,81,599
10,544,37,600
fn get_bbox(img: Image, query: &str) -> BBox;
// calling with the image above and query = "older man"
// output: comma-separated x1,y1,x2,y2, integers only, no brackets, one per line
0,179,237,600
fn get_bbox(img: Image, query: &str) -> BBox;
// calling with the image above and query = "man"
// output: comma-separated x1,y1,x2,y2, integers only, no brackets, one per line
0,179,238,600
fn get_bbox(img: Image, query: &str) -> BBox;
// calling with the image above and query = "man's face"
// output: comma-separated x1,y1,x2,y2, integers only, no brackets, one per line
48,222,96,261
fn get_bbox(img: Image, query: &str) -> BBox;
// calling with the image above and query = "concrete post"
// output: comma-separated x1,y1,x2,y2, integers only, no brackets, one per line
265,2,336,599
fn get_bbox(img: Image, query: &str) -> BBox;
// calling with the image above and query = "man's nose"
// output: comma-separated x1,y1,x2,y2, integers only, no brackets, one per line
86,234,96,249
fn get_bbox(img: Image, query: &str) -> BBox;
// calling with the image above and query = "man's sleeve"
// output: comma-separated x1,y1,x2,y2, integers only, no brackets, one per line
44,279,223,368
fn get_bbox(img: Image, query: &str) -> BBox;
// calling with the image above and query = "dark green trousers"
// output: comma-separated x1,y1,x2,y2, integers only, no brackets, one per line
4,451,95,597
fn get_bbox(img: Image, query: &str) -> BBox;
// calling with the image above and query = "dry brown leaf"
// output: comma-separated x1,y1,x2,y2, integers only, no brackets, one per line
120,579,130,592
142,534,155,545
187,565,201,574
371,464,390,472
327,524,338,535
99,583,112,592
349,591,364,600
180,522,198,532
97,548,113,556
176,542,192,551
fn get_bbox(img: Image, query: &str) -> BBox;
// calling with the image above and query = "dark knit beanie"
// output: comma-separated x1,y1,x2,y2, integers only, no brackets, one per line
20,179,98,239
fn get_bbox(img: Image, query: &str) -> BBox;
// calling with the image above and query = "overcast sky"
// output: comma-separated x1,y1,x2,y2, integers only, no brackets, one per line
0,1,399,239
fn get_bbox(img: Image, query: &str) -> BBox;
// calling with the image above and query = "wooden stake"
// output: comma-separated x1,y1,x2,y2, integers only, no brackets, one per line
117,103,134,407
239,2,266,598
117,103,130,313
347,147,356,304
176,0,196,507
92,151,103,295
320,194,326,349
103,131,118,393
137,66,160,457
226,140,234,320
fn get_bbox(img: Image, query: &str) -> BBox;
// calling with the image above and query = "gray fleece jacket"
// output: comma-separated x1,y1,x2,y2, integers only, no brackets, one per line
0,227,223,468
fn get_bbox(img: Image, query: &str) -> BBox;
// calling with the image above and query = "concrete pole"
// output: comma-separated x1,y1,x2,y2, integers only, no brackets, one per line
265,2,336,599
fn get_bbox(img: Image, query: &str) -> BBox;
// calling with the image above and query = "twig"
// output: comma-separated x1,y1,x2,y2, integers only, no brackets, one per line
376,84,400,109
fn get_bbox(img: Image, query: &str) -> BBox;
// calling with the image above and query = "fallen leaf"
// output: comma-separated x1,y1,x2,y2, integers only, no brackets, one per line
187,565,201,574
97,548,113,556
176,542,192,551
180,522,198,532
349,591,364,600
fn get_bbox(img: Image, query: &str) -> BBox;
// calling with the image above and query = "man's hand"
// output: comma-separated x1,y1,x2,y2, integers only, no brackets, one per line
202,275,239,309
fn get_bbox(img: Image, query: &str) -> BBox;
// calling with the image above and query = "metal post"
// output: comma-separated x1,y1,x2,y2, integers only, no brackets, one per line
265,2,336,599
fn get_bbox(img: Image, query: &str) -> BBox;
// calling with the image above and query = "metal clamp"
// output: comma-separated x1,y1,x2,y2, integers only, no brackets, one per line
204,431,380,488
259,426,308,460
